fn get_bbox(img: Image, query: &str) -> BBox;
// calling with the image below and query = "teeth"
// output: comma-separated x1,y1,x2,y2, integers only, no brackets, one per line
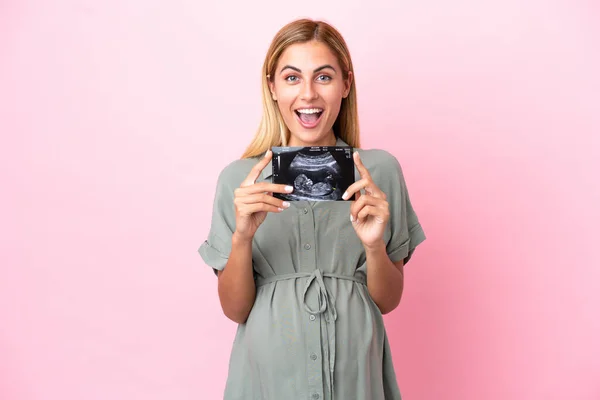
296,108,323,114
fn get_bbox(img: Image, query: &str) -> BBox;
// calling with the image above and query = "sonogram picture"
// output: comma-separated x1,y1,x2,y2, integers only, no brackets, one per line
271,145,356,201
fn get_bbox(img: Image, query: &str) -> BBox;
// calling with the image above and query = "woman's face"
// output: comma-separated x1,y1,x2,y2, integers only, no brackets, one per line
269,40,352,147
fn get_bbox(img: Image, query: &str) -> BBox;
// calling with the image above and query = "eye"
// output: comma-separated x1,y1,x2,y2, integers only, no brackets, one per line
285,75,299,83
316,75,331,82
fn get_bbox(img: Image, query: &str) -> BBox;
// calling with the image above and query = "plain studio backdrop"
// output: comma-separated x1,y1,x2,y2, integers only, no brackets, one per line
1,1,599,399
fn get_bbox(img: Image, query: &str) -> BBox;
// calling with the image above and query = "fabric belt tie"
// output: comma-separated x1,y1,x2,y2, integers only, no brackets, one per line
256,269,367,400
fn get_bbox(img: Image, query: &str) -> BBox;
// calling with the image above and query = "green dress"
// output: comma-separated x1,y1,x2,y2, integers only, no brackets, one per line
199,137,426,400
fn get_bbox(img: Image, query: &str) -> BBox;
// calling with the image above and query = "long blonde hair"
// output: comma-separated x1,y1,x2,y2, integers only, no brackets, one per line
241,19,361,159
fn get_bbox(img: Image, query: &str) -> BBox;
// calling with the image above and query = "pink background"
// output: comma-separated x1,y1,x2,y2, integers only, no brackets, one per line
2,0,599,399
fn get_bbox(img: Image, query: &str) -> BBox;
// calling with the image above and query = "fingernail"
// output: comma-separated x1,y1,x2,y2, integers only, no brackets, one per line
350,215,354,222
285,186,293,192
342,191,348,200
282,201,290,208
278,207,284,211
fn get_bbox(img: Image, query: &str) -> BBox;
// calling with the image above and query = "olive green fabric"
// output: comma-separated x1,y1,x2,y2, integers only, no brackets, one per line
199,137,426,400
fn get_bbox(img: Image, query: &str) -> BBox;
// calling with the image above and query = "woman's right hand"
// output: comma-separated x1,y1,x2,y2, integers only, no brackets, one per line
233,149,294,241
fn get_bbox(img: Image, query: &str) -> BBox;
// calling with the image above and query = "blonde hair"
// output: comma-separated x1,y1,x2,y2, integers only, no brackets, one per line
241,19,361,159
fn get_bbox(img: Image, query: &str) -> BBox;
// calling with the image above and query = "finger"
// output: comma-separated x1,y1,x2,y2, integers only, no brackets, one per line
352,152,387,198
349,193,366,219
343,178,385,200
236,182,294,196
235,193,291,210
241,149,272,187
350,195,386,221
364,195,388,207
351,194,386,211
356,205,389,224
342,178,369,201
353,151,372,180
343,178,387,200
240,202,285,216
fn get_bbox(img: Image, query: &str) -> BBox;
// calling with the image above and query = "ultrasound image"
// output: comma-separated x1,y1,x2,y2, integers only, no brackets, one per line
272,146,355,201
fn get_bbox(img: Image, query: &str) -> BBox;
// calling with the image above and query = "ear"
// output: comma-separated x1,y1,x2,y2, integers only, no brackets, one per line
267,76,277,101
343,71,353,98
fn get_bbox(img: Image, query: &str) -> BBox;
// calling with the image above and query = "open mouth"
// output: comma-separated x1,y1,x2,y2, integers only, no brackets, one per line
294,108,324,129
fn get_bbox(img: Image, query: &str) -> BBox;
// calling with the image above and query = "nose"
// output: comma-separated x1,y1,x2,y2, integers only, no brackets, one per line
299,79,318,101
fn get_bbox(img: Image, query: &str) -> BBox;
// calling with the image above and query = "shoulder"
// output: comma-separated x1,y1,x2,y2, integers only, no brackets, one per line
356,148,404,179
215,157,262,190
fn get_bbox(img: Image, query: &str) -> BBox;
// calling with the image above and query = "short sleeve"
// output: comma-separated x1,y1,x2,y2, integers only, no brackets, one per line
384,155,426,265
198,165,237,276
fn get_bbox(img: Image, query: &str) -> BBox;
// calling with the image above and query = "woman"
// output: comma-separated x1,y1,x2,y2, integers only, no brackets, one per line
199,18,426,400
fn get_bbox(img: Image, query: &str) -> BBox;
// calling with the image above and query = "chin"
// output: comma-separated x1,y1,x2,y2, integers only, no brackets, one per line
290,130,331,146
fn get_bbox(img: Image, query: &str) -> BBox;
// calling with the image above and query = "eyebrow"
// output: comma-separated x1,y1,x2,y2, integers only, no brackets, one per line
279,64,337,74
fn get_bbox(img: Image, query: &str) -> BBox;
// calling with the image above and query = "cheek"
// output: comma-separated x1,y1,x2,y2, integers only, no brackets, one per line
275,90,296,112
321,85,344,104
275,100,297,125
323,93,343,116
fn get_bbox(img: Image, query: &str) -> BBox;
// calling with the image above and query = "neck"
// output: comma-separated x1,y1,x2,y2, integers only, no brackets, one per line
288,131,337,147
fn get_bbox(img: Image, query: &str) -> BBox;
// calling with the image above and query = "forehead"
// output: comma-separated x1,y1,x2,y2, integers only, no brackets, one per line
277,40,340,70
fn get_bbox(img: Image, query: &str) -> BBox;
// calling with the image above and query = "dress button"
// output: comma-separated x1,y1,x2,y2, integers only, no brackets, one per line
312,394,320,399
309,315,316,321
303,208,309,214
310,353,317,360
304,243,311,250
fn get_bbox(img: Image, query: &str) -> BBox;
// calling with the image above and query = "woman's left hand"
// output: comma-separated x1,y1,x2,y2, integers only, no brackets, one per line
342,151,390,248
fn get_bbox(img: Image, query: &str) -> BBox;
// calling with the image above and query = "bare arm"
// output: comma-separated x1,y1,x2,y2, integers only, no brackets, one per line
344,151,407,315
364,240,405,314
215,150,293,324
217,233,256,324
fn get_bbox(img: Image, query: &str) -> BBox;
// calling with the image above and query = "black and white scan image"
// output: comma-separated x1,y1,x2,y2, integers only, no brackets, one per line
271,146,355,201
